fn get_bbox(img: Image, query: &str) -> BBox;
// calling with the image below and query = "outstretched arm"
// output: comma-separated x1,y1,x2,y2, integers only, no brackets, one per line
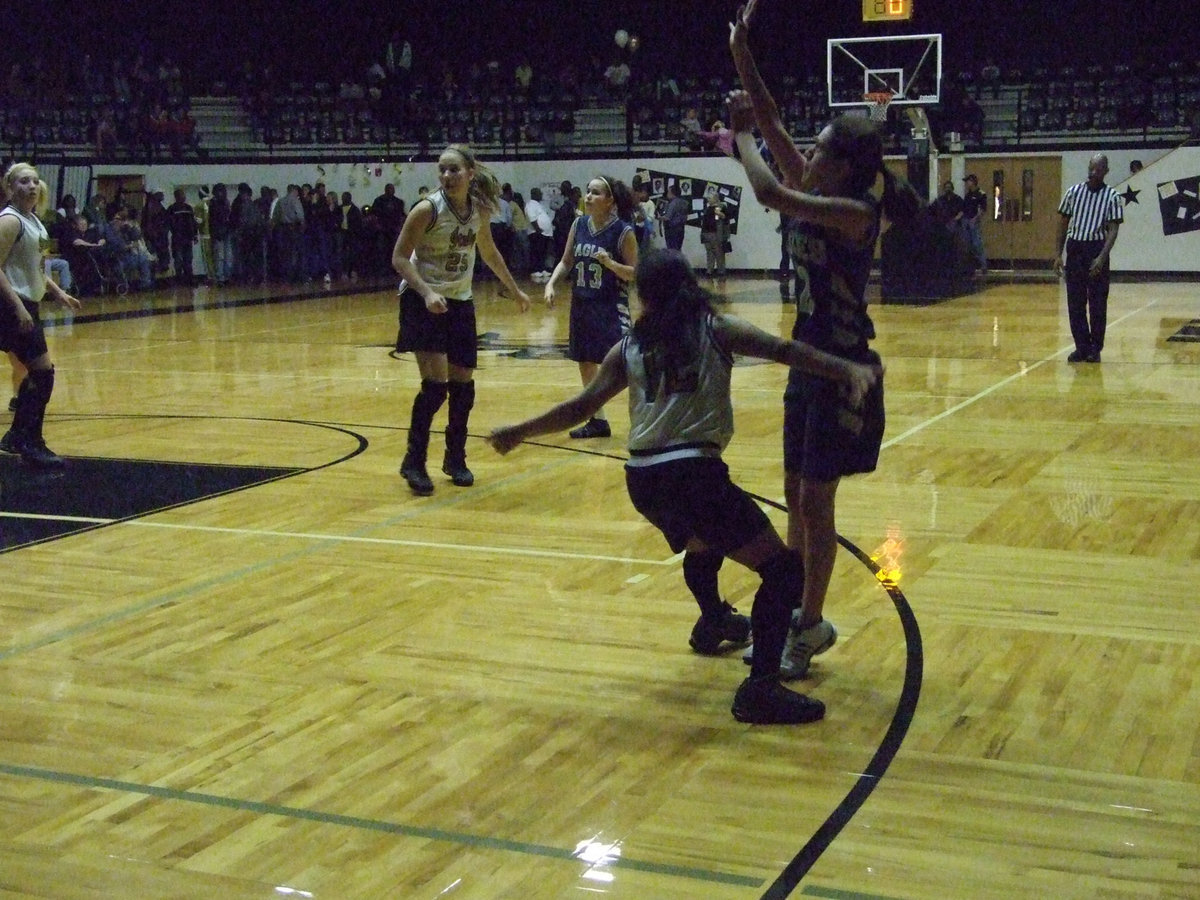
713,313,880,406
728,91,876,244
728,0,807,187
489,342,629,453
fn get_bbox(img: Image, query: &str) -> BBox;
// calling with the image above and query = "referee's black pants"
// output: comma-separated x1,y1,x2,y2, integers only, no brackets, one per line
1065,238,1109,358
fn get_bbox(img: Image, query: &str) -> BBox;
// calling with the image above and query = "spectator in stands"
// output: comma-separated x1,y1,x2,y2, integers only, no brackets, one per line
931,179,964,230
339,191,363,281
208,182,232,285
58,215,105,296
141,190,170,275
94,106,118,157
510,190,531,276
307,182,333,283
195,186,214,283
700,194,730,279
604,56,631,99
659,183,689,251
961,174,987,273
167,188,197,286
979,58,1002,99
274,184,305,283
485,185,515,281
551,182,577,262
633,180,659,252
102,207,153,290
698,119,735,156
233,182,266,285
386,32,412,92
680,108,702,149
514,57,533,94
325,191,344,281
370,183,406,264
525,188,553,279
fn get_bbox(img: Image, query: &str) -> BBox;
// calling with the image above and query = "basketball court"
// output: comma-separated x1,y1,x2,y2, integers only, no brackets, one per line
2,266,1198,898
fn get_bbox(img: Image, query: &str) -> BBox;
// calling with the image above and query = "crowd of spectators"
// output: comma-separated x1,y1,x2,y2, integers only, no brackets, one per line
4,31,1200,161
1,53,199,160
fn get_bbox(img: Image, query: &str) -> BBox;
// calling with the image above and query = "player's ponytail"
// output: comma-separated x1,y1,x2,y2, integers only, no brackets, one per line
597,175,636,223
446,143,502,213
825,116,921,224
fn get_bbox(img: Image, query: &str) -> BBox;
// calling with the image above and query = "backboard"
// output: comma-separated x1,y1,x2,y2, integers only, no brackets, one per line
827,34,942,108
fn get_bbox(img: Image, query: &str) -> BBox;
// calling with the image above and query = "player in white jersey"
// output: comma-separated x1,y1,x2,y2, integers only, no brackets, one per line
393,144,530,496
488,250,879,725
0,162,83,468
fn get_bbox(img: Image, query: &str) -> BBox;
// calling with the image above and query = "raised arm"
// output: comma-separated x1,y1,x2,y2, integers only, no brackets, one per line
727,91,876,244
728,0,808,187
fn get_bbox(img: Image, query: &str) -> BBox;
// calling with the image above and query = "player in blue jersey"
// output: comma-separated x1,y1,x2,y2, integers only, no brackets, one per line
544,175,638,439
729,0,920,679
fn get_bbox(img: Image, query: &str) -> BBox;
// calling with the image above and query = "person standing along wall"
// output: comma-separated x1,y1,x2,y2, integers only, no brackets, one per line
961,173,987,274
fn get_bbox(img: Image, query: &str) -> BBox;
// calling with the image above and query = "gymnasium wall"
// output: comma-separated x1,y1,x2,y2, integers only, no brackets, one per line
88,146,1199,275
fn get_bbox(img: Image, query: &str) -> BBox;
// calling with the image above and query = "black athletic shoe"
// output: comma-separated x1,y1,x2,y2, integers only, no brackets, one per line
442,458,474,487
400,457,435,496
569,417,611,439
0,428,17,454
1067,350,1088,363
731,677,825,725
689,604,751,654
18,438,64,468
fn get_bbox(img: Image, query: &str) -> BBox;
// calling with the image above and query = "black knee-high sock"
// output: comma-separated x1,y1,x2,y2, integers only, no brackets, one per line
13,367,54,444
445,379,475,464
683,550,726,620
750,550,805,680
405,379,447,464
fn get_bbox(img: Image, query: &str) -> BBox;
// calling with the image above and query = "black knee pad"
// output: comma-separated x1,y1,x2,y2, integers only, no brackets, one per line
683,550,723,590
755,549,804,609
447,379,475,412
419,379,448,410
26,366,55,403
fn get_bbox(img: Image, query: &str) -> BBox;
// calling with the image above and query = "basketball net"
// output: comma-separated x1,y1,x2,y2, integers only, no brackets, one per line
864,91,894,123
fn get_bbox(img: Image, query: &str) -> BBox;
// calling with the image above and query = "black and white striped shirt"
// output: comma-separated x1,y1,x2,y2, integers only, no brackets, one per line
1058,182,1123,242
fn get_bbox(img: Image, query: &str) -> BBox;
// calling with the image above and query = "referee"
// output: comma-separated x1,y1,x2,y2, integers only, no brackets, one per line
1053,154,1123,363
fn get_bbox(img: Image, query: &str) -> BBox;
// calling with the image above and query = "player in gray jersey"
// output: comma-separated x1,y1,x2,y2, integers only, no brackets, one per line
489,250,879,725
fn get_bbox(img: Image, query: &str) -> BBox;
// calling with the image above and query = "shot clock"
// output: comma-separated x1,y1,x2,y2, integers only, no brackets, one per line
862,0,913,22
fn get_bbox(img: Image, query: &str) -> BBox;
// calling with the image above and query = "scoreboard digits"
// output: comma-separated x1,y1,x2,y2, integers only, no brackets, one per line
862,0,913,22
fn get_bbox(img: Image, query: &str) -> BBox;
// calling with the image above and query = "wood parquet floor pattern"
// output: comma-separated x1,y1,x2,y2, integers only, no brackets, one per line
1,274,1198,899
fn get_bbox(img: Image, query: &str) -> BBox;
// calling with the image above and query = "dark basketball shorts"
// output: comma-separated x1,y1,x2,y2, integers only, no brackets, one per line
397,288,478,370
783,350,885,481
568,297,629,364
0,298,49,363
625,456,773,556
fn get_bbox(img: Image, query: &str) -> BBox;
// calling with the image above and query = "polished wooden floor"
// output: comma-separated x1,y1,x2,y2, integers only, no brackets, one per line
2,269,1198,899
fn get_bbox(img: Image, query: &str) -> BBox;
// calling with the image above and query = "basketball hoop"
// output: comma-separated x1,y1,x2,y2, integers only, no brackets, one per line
864,91,895,123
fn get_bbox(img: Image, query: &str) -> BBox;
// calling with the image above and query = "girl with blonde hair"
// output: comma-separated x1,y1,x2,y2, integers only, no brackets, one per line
393,144,530,495
0,162,83,467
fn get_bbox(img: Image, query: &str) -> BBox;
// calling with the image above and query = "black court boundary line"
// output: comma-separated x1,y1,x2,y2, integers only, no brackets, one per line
40,281,396,329
1,415,369,554
514,438,924,899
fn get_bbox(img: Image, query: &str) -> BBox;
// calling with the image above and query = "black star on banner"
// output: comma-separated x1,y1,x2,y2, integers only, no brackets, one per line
1122,186,1140,205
